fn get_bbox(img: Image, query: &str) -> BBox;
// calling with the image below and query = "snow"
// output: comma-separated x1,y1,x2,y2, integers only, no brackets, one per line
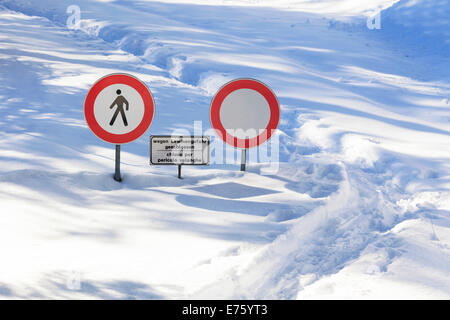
0,0,449,299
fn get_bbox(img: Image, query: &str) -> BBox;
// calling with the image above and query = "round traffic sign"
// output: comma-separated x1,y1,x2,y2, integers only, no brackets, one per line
84,73,155,144
210,78,280,148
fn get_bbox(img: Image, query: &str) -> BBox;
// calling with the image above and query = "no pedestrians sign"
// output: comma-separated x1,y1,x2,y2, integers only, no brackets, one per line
84,73,155,144
84,73,155,181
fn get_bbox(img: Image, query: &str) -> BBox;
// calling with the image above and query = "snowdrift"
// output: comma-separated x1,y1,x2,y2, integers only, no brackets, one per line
381,0,450,55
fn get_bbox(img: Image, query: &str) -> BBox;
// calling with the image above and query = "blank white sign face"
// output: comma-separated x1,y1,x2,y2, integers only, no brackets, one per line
219,89,271,139
93,84,145,135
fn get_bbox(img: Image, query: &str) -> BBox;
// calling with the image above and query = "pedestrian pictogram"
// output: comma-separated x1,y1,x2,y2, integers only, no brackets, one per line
109,89,130,127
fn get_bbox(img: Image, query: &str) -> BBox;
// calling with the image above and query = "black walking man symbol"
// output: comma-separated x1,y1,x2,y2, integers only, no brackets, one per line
109,89,129,126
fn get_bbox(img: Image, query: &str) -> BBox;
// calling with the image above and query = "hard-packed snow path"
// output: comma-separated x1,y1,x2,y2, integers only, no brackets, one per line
0,0,449,299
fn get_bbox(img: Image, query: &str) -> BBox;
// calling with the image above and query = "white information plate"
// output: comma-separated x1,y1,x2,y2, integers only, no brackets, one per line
150,136,210,165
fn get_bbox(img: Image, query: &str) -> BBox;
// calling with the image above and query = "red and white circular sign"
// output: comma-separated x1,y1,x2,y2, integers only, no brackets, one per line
84,73,155,144
210,78,280,148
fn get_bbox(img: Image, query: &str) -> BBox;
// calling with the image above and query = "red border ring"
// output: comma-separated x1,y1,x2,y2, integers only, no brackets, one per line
84,73,155,144
210,78,280,149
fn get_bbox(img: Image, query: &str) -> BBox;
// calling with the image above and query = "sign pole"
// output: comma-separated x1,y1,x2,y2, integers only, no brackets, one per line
114,144,122,182
240,149,246,172
178,165,182,179
178,164,183,179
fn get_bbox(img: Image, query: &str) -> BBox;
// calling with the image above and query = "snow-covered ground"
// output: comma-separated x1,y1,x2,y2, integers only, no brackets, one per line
0,0,449,299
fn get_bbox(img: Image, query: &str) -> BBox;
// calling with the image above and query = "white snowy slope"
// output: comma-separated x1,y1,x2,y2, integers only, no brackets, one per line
0,0,449,299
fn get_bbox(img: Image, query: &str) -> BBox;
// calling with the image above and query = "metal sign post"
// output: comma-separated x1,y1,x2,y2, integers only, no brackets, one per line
178,165,182,179
241,149,246,172
114,144,122,182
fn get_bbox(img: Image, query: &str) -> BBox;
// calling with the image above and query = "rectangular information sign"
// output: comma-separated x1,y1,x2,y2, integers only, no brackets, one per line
150,136,210,165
